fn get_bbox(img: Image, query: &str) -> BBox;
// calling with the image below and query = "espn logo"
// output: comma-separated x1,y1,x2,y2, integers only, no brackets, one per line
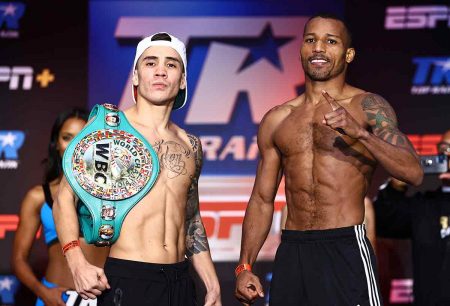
390,279,413,304
0,66,33,90
385,6,449,29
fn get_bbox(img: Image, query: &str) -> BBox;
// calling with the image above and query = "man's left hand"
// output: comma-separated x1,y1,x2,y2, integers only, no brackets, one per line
204,289,222,306
322,90,368,139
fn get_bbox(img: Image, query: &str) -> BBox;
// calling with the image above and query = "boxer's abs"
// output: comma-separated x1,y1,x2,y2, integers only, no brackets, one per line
109,191,188,264
282,149,372,231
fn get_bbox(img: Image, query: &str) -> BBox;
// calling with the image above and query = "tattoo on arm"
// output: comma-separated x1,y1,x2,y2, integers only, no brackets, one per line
361,94,410,148
188,134,199,152
185,135,209,257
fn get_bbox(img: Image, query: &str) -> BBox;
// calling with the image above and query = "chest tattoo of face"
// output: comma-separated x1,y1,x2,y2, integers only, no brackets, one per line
154,140,191,179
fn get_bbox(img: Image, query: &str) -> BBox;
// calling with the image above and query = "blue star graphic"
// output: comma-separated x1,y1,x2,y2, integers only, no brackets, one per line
225,24,294,72
190,24,295,73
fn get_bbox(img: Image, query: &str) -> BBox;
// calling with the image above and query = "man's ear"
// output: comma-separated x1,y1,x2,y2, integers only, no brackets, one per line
132,70,139,86
179,73,186,90
346,48,355,63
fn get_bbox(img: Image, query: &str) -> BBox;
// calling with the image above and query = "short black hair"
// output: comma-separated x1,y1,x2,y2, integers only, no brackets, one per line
304,13,353,48
149,32,185,73
151,32,172,42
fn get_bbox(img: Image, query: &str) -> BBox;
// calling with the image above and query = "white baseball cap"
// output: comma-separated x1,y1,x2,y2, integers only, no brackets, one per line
132,32,187,110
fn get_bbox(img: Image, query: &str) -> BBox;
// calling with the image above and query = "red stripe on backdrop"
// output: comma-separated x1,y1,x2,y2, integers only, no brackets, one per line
408,134,441,155
0,215,41,239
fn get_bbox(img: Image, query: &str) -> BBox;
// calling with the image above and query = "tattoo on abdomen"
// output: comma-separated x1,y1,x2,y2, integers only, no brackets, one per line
153,140,191,179
186,220,209,256
361,94,408,147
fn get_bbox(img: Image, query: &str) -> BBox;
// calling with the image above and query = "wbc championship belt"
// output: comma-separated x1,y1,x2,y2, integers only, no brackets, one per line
62,103,159,246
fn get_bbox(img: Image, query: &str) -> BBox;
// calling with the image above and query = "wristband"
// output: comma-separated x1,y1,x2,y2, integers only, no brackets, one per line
62,240,80,256
235,263,252,277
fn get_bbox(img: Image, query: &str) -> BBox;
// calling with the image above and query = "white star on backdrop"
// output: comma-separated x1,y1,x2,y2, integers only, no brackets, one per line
0,277,14,291
0,132,17,147
2,3,17,16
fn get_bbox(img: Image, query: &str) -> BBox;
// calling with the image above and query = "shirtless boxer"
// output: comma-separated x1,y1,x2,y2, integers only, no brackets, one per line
235,14,423,306
54,32,221,306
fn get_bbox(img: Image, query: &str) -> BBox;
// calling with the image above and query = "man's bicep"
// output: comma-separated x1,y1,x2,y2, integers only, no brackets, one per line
253,146,282,203
361,94,417,153
252,110,283,201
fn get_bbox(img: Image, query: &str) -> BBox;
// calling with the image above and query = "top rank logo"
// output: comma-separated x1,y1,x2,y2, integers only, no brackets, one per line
113,17,306,175
0,131,25,169
385,6,449,30
411,57,450,95
0,2,25,38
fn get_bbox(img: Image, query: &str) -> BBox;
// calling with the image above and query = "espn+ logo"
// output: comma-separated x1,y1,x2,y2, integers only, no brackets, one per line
0,66,55,90
385,6,449,29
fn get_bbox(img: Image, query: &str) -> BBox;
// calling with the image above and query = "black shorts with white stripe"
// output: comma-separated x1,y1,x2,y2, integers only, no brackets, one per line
269,225,383,306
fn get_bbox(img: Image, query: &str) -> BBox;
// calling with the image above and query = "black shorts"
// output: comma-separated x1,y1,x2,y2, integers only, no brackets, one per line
98,257,196,306
270,225,383,306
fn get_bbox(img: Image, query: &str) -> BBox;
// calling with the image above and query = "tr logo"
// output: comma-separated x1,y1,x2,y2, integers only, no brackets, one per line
411,57,450,95
0,2,25,30
114,17,306,124
0,131,25,169
0,131,24,159
412,57,450,86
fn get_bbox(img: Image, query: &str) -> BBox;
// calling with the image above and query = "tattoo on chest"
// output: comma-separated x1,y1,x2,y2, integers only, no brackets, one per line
153,140,191,179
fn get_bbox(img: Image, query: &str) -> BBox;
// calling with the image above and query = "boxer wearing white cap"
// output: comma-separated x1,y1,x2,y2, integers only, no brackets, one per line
54,32,221,306
131,32,188,110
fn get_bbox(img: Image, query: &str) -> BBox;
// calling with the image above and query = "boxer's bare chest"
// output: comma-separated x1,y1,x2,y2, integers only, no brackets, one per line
275,104,337,156
142,134,199,195
274,101,366,162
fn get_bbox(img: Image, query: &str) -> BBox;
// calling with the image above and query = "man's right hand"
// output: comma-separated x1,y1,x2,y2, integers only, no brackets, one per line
39,286,68,306
71,261,110,300
235,271,264,305
389,177,408,191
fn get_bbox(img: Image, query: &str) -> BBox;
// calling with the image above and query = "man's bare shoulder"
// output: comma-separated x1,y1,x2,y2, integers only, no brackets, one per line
186,133,202,154
358,92,391,105
169,123,201,153
340,85,367,105
261,96,302,127
354,92,397,121
347,88,389,107
344,89,393,118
